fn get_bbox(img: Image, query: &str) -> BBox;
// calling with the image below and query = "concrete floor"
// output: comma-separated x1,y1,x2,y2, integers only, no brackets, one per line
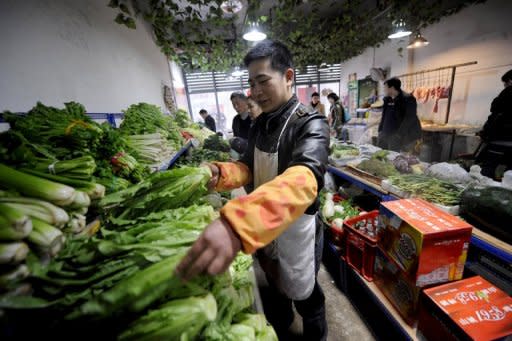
290,265,375,341
233,188,375,341
255,262,375,341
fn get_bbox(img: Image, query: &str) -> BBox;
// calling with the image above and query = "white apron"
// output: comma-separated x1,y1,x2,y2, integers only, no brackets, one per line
254,103,316,300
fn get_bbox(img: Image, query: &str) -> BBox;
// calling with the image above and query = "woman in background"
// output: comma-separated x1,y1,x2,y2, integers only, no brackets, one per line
327,92,346,139
247,96,263,122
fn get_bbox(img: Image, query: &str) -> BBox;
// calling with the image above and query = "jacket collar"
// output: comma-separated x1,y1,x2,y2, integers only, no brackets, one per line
257,95,299,133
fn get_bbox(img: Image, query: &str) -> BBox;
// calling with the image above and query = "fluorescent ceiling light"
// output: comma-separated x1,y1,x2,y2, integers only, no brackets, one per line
388,19,412,39
407,33,430,49
243,22,267,42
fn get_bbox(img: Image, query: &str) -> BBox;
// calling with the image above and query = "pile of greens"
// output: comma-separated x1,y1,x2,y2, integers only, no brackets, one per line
387,174,463,206
319,190,360,228
204,134,231,153
357,150,399,178
182,126,216,145
0,166,276,340
119,103,183,150
3,102,103,159
99,166,211,222
119,103,168,136
0,163,105,296
176,148,230,168
173,109,193,128
1,104,147,194
330,144,359,160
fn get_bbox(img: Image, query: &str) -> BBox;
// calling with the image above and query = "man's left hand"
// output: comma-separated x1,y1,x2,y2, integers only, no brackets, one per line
176,218,242,281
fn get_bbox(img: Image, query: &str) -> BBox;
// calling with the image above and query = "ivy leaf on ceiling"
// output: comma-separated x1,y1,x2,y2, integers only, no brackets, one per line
110,0,486,70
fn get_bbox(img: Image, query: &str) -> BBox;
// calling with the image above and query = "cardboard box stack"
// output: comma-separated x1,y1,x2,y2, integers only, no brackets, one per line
375,199,473,324
418,276,512,341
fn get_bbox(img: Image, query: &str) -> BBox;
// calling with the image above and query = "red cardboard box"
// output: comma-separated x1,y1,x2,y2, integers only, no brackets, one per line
418,276,512,341
373,248,422,326
378,199,472,287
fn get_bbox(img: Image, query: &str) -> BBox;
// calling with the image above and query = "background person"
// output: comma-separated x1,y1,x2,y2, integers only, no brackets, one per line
477,69,512,177
307,92,325,115
327,92,346,138
230,92,252,154
378,77,422,152
199,109,216,132
247,96,263,121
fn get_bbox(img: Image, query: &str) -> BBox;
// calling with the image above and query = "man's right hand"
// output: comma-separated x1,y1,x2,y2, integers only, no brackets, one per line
202,162,220,191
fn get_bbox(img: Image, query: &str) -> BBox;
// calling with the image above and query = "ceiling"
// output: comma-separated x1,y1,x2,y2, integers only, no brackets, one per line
117,0,486,70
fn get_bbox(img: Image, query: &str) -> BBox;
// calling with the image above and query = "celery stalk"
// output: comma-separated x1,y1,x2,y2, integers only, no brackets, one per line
0,203,30,231
0,198,69,228
0,264,30,288
27,218,65,257
21,169,105,199
0,242,29,264
0,164,75,205
69,191,91,208
0,215,32,241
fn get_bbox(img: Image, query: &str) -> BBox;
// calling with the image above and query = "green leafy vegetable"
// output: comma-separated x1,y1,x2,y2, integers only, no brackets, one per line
388,174,463,206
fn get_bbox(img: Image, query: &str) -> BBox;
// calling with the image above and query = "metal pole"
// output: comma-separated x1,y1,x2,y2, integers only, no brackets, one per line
395,61,477,78
445,66,457,124
212,71,220,114
181,69,194,120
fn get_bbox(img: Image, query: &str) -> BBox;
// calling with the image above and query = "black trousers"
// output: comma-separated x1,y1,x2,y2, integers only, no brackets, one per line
263,220,327,341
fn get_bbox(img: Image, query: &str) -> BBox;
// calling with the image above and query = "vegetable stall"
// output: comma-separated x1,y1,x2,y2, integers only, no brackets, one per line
0,103,277,340
322,140,512,340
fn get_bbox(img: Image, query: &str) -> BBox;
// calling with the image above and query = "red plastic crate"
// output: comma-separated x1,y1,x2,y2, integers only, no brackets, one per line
344,211,379,282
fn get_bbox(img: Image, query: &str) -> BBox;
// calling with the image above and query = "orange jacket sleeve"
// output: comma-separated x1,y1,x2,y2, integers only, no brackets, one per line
212,161,252,192
220,165,317,254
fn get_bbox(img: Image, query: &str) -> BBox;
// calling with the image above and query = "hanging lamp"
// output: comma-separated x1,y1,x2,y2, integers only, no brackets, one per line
407,32,430,49
243,21,267,42
388,19,412,39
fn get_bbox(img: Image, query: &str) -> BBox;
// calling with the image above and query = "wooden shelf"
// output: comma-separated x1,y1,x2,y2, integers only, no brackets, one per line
351,268,420,341
472,227,512,254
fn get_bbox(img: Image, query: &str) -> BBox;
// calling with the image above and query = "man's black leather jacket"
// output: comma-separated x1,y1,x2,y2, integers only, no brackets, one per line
240,95,330,214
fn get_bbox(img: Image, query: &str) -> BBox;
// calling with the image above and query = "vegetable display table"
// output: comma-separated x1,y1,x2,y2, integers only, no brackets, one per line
326,166,512,338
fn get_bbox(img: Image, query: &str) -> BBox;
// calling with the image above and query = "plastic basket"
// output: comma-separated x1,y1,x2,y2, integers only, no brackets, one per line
344,210,379,282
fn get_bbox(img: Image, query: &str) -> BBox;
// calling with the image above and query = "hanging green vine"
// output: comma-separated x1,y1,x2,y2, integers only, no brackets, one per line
109,0,486,71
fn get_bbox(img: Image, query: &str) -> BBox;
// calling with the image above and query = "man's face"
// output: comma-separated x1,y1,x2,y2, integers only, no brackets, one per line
384,85,394,97
231,98,248,115
312,95,320,104
200,112,207,119
248,58,294,113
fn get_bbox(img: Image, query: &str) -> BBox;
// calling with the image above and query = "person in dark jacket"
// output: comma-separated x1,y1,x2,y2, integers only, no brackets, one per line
177,40,329,341
307,92,326,116
327,92,346,139
230,92,252,154
480,69,512,142
477,69,512,178
199,109,216,132
378,77,422,152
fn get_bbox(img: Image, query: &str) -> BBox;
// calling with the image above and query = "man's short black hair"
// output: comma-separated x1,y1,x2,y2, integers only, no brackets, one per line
327,93,339,102
230,92,247,101
199,109,207,115
311,92,320,97
384,77,402,91
243,39,293,74
501,69,512,83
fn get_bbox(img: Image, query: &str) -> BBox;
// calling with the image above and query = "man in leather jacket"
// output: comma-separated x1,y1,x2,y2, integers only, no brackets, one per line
378,77,422,152
177,40,329,340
